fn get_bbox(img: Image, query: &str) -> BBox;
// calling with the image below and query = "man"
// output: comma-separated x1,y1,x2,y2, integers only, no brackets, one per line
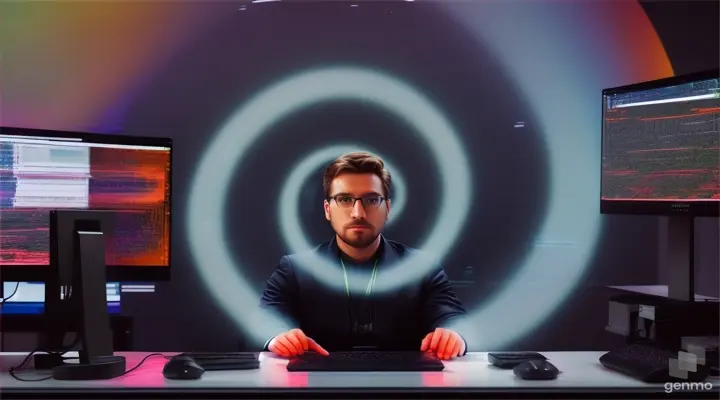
260,152,467,360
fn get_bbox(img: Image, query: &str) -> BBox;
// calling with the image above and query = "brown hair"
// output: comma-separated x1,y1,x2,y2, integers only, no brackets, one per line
323,152,392,199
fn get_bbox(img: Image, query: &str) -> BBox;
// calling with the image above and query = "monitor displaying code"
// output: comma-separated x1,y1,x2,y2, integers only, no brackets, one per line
0,134,171,267
601,77,720,201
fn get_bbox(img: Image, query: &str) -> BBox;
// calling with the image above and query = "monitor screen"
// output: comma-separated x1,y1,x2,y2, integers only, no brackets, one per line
601,70,720,216
0,281,121,315
0,127,172,281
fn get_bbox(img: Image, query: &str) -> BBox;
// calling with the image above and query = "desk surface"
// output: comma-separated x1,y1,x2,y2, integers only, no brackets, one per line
1,351,718,399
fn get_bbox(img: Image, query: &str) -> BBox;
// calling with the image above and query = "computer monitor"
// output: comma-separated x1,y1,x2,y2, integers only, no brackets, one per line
0,127,172,282
1,281,120,315
601,69,720,301
601,69,719,216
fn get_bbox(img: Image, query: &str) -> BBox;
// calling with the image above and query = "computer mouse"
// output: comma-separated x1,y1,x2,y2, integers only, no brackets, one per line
162,356,205,380
513,359,559,380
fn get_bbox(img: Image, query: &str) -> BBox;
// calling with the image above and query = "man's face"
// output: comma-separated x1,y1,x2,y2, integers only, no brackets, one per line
324,173,391,249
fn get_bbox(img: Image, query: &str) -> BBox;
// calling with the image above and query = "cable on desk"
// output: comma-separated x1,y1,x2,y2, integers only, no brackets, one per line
9,352,167,382
9,349,55,381
9,335,87,381
123,353,166,375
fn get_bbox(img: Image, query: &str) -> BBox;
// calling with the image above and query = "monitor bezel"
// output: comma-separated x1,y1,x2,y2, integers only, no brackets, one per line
600,69,720,217
0,126,173,282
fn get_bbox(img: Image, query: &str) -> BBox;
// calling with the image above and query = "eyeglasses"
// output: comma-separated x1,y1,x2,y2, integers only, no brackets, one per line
328,194,386,209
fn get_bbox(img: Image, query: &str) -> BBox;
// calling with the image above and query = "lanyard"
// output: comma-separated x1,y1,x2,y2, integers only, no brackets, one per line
340,258,378,298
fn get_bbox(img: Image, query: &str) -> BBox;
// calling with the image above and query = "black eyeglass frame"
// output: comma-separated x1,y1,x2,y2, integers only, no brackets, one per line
326,195,387,209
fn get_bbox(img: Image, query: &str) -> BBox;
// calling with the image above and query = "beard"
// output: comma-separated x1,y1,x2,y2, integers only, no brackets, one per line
336,223,380,249
337,229,380,249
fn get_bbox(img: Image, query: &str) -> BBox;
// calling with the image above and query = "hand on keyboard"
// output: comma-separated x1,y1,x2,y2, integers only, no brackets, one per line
420,327,466,360
269,328,330,358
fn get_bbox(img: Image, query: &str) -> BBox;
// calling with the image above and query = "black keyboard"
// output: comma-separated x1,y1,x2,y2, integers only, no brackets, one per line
599,343,710,383
286,351,444,372
177,352,259,371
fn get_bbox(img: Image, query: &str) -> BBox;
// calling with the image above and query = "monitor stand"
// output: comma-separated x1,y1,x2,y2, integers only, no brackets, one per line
42,215,126,380
606,215,719,349
664,216,695,302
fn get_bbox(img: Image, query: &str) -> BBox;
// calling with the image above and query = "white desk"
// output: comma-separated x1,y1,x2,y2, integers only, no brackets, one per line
1,351,718,399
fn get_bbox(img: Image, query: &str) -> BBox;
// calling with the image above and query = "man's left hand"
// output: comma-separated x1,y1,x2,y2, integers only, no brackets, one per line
420,327,466,360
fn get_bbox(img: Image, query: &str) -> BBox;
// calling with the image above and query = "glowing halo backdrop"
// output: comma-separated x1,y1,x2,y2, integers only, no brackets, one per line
185,1,673,348
187,67,474,331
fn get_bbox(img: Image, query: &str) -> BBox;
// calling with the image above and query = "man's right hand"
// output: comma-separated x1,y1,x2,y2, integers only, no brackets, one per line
268,328,330,357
